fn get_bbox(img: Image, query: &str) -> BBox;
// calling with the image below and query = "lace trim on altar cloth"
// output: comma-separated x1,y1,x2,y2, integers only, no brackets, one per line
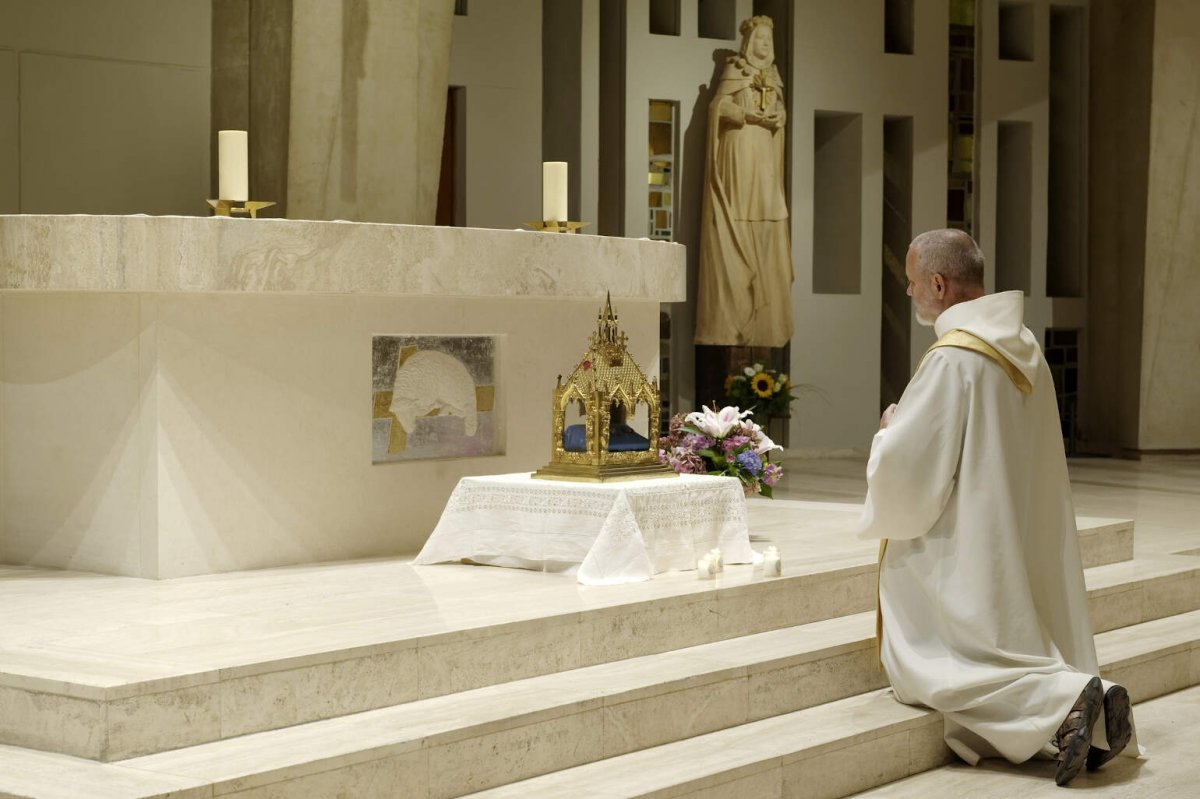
416,474,755,582
444,485,616,518
442,480,746,529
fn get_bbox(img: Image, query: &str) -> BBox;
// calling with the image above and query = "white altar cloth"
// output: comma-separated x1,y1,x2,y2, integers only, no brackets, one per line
413,473,753,585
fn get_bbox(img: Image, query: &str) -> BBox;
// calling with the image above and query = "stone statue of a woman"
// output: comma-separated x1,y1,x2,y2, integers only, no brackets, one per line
695,16,792,348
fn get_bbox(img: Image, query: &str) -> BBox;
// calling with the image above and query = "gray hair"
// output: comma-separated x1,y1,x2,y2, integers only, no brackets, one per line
910,229,984,287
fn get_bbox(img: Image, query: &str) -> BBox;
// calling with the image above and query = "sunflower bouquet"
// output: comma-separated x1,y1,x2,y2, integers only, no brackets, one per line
724,362,796,418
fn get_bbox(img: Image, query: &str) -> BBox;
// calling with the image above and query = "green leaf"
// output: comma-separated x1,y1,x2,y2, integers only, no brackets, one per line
760,484,774,499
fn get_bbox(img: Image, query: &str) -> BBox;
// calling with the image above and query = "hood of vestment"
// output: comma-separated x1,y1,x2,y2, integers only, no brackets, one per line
934,291,1041,387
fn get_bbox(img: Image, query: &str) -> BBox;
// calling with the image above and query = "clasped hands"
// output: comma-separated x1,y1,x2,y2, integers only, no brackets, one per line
879,403,898,430
746,109,785,131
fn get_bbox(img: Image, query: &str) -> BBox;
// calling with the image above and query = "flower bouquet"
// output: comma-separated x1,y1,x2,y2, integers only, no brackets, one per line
658,405,783,498
725,362,796,418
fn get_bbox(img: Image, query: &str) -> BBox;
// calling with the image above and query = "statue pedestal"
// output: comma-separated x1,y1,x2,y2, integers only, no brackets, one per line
0,216,684,578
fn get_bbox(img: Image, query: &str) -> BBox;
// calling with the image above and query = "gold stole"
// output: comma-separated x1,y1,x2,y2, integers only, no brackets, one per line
875,328,1032,667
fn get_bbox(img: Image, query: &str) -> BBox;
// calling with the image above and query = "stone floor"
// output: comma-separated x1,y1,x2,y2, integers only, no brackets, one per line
774,453,1200,558
774,454,1200,799
0,454,1195,797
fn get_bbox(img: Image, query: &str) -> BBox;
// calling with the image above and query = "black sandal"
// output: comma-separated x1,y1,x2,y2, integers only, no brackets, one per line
1054,676,1104,786
1086,684,1132,770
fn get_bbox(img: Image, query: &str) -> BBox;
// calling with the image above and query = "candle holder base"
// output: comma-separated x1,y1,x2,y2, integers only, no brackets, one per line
207,199,277,219
525,220,589,233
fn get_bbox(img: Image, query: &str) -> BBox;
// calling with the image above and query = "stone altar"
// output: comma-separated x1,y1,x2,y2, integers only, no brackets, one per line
0,215,684,578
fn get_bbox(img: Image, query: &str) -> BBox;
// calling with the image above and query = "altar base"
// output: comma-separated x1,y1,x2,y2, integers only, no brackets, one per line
0,215,684,578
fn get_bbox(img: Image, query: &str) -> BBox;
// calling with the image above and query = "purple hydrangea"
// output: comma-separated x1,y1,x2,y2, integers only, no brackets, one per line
762,462,783,487
664,446,706,475
720,434,751,453
681,433,714,451
735,450,763,476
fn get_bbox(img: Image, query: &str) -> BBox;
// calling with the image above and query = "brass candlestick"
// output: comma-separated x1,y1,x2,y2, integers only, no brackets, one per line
525,219,589,233
207,199,276,219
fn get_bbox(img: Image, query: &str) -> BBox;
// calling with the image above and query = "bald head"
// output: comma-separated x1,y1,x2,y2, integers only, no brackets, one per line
904,229,986,325
909,229,985,289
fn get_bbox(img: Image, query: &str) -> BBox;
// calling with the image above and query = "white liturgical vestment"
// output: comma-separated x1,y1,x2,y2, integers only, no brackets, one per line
858,291,1137,765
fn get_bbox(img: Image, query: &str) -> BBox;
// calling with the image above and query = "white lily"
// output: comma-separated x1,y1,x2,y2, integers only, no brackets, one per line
744,419,784,454
755,431,784,455
685,405,753,438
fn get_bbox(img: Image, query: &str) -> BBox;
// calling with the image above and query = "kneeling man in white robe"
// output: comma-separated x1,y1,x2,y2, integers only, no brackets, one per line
857,229,1137,786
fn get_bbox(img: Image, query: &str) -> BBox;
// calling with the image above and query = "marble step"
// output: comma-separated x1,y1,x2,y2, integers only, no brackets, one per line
0,615,888,799
467,689,948,799
0,746,210,799
1,598,1196,798
1084,555,1200,633
0,530,1166,766
1095,607,1200,703
467,609,1200,799
1076,516,1134,568
843,682,1200,798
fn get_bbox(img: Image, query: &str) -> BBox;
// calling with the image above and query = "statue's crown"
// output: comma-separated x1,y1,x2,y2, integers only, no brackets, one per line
740,15,774,37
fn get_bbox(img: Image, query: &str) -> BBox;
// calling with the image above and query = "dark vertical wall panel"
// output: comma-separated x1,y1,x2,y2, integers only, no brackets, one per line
598,0,626,235
995,120,1032,294
211,0,250,198
543,0,583,220
881,116,913,411
1085,0,1154,453
813,112,863,295
211,0,290,216
249,0,292,217
885,0,915,54
1048,5,1085,297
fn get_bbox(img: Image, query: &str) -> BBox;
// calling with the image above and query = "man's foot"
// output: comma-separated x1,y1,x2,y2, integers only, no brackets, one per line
1086,684,1133,771
1054,676,1104,786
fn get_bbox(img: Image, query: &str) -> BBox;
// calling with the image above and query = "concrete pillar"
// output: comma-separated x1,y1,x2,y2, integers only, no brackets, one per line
286,0,453,224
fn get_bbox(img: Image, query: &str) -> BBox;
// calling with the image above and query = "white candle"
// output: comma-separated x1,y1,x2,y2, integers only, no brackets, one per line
708,548,724,572
218,130,249,202
697,555,717,580
542,161,568,222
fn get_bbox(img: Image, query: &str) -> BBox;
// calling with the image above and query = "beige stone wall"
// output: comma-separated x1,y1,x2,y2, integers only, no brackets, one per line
783,0,949,450
0,0,211,216
1139,0,1200,449
448,0,543,229
286,0,453,225
1086,0,1153,453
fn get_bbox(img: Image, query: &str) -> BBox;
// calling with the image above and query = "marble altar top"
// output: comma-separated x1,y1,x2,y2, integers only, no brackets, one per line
0,215,685,300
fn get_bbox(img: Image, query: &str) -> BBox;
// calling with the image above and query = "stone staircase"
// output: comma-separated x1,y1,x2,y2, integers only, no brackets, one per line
0,514,1197,798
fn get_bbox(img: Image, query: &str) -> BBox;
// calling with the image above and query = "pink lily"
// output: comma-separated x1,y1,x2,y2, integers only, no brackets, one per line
684,405,753,438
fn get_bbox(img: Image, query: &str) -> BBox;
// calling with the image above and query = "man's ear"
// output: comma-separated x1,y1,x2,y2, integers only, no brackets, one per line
933,273,946,298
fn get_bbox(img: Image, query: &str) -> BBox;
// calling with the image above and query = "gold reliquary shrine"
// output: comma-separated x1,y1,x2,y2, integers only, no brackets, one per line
533,295,674,482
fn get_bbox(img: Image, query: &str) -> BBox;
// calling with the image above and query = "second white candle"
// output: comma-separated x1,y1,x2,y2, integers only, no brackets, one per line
542,161,568,222
218,130,249,202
